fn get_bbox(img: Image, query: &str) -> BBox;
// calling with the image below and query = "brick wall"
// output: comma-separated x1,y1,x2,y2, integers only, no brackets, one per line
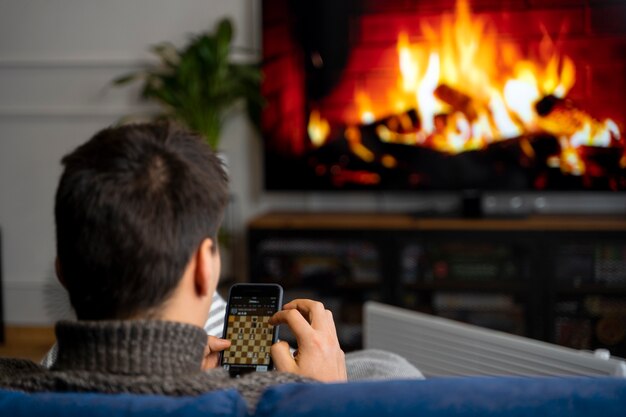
262,0,306,156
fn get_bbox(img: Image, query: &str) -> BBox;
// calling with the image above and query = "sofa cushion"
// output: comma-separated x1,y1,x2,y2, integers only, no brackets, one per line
0,388,248,417
254,376,626,417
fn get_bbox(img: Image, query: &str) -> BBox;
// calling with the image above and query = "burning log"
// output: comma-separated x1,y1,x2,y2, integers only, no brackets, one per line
367,109,424,145
535,94,624,181
364,109,420,132
579,146,623,174
486,133,559,162
434,84,478,121
535,95,587,137
535,95,621,147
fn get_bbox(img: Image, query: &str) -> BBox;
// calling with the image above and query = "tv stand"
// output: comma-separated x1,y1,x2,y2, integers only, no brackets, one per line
409,192,530,219
461,189,483,218
248,212,626,355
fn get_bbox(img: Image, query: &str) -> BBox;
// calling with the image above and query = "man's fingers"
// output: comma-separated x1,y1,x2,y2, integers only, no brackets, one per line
201,337,231,371
283,299,325,316
270,309,316,346
270,307,313,331
270,299,347,382
202,352,221,370
282,299,329,329
208,336,231,353
271,341,297,373
325,309,339,343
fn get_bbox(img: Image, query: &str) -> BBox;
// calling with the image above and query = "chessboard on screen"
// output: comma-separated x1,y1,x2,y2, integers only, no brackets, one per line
222,314,274,371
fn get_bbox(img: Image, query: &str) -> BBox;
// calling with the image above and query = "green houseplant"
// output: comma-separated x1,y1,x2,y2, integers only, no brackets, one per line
114,18,263,150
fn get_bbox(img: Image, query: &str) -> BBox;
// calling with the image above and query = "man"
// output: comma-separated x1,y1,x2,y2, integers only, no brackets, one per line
0,123,346,407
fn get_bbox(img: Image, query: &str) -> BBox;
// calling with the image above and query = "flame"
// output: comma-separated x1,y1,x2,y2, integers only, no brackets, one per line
355,91,376,124
345,126,375,162
397,32,419,93
560,138,585,176
308,0,622,179
417,53,442,134
386,0,581,150
308,110,330,147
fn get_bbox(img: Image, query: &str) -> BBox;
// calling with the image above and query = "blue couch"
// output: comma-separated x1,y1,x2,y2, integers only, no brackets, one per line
1,376,625,417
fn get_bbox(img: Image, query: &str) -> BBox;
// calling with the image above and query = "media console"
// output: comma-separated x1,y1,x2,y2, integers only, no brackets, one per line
248,212,626,356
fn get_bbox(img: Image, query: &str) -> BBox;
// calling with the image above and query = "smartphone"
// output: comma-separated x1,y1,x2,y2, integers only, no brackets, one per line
220,283,283,377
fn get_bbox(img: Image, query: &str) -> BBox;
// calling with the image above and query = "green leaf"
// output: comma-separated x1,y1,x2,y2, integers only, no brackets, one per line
112,72,143,85
215,19,233,48
150,42,180,67
111,16,262,149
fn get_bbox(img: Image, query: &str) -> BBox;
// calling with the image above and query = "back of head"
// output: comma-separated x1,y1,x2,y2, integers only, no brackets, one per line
55,123,229,320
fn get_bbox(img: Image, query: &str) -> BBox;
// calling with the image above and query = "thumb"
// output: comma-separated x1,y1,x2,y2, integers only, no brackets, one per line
208,336,231,353
202,337,231,371
271,341,297,373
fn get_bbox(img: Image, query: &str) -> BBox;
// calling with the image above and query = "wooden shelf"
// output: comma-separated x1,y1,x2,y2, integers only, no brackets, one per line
405,281,529,293
249,212,626,232
555,284,626,295
276,281,379,291
248,211,626,352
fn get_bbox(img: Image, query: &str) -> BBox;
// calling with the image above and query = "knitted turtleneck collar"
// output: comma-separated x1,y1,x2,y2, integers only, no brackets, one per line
52,320,207,376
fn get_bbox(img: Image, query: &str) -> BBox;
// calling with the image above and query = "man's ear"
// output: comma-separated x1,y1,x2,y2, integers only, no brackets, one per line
55,257,68,289
193,238,216,297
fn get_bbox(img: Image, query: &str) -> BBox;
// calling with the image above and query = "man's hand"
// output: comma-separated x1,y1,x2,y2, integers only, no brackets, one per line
201,336,231,371
269,299,347,382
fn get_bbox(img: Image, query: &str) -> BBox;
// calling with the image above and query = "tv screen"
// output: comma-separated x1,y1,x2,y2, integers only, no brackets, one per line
261,0,625,191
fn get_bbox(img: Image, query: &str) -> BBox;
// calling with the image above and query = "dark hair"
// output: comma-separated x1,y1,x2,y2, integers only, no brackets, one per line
55,123,229,320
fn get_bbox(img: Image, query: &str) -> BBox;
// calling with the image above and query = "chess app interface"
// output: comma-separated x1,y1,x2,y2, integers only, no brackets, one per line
221,285,282,374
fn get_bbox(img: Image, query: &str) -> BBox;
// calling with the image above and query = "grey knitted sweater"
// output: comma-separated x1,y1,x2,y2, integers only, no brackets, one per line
0,320,308,408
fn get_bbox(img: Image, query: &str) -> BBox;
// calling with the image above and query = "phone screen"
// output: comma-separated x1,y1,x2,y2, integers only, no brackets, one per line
221,284,283,376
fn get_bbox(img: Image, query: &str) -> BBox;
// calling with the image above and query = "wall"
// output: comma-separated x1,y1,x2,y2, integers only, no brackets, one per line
0,0,262,324
1,0,625,325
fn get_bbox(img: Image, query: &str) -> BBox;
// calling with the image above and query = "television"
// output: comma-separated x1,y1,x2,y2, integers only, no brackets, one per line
260,0,625,193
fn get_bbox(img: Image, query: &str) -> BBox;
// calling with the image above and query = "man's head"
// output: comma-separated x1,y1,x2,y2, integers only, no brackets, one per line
55,123,229,321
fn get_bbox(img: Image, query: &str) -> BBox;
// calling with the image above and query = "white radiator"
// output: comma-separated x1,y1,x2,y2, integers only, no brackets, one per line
363,301,626,378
